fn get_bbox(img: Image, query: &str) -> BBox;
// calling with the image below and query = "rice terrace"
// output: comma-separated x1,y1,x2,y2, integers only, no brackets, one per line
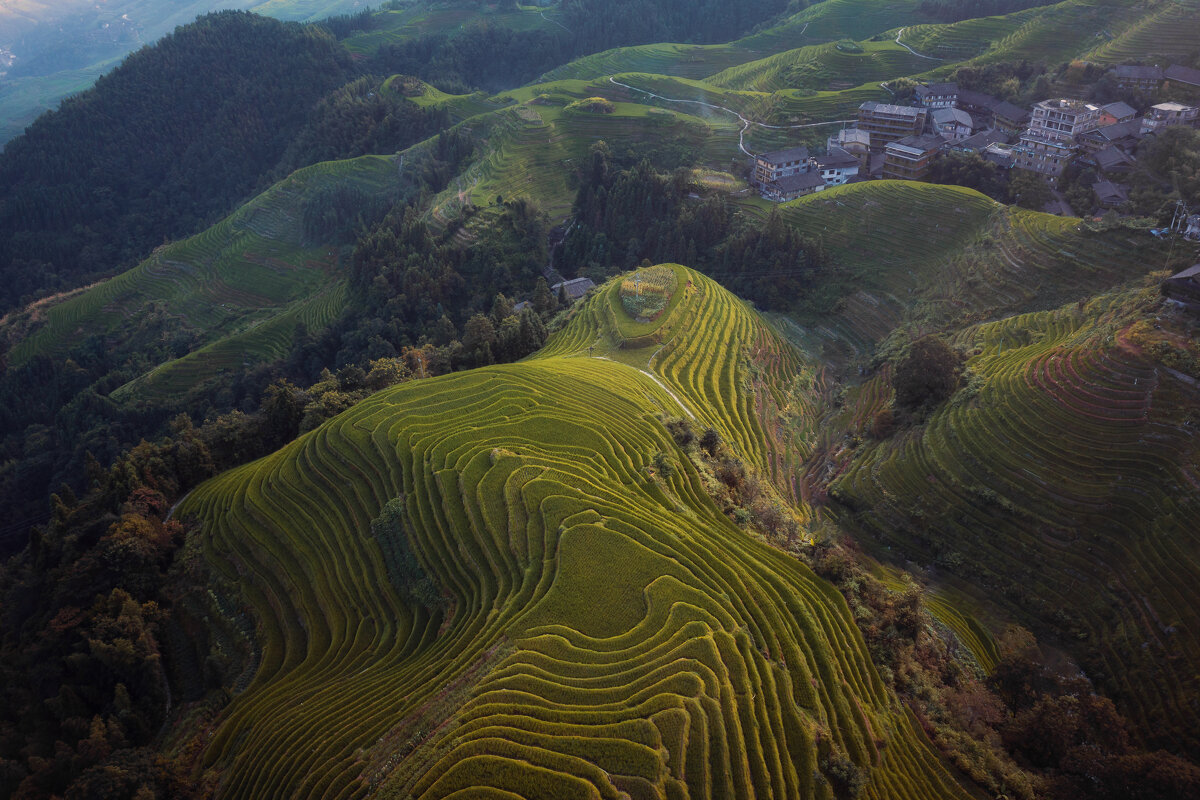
1,0,1200,799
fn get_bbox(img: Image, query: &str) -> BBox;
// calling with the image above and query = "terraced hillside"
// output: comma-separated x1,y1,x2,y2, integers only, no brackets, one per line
742,181,1182,368
3,154,399,400
827,288,1200,756
179,267,972,800
425,90,744,228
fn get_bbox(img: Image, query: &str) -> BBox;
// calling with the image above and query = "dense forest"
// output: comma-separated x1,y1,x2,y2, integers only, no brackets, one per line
0,12,355,314
561,142,830,311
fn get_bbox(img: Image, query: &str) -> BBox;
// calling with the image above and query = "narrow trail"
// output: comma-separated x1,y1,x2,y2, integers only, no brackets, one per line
166,488,193,521
608,76,853,157
894,27,943,60
540,9,571,33
592,355,697,419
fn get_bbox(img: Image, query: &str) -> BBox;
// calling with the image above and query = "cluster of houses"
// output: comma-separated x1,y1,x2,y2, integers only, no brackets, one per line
752,61,1200,210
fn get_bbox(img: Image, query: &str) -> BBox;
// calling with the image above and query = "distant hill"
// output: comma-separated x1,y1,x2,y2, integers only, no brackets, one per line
0,0,366,143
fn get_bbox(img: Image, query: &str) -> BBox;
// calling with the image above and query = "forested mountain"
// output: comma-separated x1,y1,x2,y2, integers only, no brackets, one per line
0,11,354,313
2,0,1200,798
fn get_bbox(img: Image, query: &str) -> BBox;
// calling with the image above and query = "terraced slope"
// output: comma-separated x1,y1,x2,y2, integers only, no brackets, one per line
4,154,399,400
426,94,743,227
828,289,1200,755
180,267,972,800
745,181,1180,367
1083,0,1200,64
708,40,937,93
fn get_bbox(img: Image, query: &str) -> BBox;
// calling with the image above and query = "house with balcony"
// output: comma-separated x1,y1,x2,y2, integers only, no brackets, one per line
857,101,928,150
1141,102,1199,134
882,134,946,181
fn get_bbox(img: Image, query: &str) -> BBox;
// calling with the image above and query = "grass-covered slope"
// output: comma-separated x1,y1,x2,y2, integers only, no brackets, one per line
828,288,1200,755
746,181,1181,367
4,154,398,400
179,267,971,799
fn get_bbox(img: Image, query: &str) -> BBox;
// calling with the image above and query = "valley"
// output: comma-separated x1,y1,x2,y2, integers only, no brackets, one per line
1,0,1199,798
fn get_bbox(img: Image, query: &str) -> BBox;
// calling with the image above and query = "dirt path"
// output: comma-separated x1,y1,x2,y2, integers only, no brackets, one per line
608,76,853,157
894,27,942,60
593,355,697,419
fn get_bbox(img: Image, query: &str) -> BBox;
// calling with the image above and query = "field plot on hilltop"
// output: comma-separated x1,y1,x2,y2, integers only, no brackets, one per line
829,289,1200,755
427,95,744,227
179,269,972,800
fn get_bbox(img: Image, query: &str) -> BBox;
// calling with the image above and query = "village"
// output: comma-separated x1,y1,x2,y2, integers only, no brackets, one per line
752,60,1200,234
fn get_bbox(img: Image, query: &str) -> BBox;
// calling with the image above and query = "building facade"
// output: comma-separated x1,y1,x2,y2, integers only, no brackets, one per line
814,147,860,185
1141,102,1199,134
931,107,973,141
882,134,945,181
914,82,959,109
753,146,812,185
1027,98,1100,143
1012,133,1075,184
857,102,928,150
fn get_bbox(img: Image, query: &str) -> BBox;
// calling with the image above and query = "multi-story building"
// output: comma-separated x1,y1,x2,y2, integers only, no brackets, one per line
1096,101,1137,126
761,171,826,202
827,128,871,165
1027,98,1100,143
1110,64,1163,92
1164,64,1200,93
1012,132,1075,184
814,147,860,185
992,101,1031,136
857,101,928,150
1140,102,1199,134
913,82,959,109
752,146,812,186
931,107,973,141
882,134,945,181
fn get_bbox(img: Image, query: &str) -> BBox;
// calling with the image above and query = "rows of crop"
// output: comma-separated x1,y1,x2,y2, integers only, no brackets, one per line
9,155,396,408
1084,0,1200,63
179,272,972,799
709,40,937,94
752,182,1177,370
832,293,1200,753
539,42,762,83
738,0,922,52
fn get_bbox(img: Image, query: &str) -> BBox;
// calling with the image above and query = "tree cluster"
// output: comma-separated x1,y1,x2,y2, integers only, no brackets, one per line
561,142,829,311
0,11,355,314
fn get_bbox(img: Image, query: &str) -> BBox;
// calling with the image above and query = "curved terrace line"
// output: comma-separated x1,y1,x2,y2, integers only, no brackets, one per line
894,27,943,60
608,75,853,156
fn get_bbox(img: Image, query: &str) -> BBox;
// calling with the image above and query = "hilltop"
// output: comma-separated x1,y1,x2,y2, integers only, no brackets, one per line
175,266,972,799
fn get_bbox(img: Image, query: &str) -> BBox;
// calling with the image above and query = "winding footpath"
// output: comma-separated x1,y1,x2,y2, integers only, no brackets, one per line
608,76,853,156
893,27,943,60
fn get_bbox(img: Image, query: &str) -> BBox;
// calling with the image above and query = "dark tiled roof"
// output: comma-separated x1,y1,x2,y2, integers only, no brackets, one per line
992,101,1030,122
1092,180,1129,204
1166,64,1200,86
957,89,1002,111
1169,263,1200,281
915,82,958,96
888,133,947,153
776,172,827,191
956,129,1010,150
1100,101,1137,120
1089,119,1142,142
1093,146,1136,171
1112,64,1163,80
816,147,860,168
758,146,810,164
932,107,972,126
550,277,596,299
